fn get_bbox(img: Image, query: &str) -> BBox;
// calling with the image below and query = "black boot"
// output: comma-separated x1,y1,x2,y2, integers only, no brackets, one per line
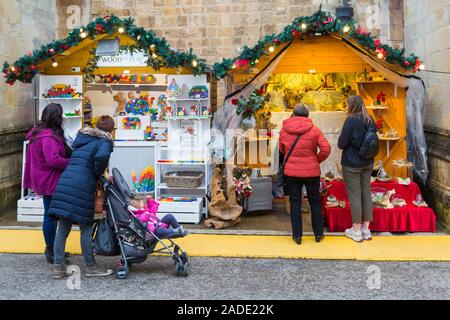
45,246,54,264
315,235,324,243
292,237,302,245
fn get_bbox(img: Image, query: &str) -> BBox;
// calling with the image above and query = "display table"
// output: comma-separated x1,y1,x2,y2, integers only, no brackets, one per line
322,181,436,232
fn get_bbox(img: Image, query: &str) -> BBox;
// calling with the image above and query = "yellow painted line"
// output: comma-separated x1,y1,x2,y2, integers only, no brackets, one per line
0,230,449,261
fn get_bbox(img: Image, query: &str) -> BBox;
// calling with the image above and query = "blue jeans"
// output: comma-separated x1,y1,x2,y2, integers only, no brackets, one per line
42,196,57,249
53,218,95,267
155,214,180,238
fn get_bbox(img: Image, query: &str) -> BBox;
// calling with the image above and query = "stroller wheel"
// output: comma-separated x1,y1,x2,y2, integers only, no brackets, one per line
181,251,189,263
115,265,129,280
175,261,190,277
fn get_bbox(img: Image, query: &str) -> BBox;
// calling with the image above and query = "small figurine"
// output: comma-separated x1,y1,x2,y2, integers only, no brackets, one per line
190,105,199,117
166,79,181,98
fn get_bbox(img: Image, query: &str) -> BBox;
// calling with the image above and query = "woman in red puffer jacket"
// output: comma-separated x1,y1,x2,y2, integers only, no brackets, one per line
279,104,331,245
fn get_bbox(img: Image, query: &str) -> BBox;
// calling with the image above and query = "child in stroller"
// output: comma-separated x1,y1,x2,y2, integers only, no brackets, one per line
129,196,189,239
102,168,190,279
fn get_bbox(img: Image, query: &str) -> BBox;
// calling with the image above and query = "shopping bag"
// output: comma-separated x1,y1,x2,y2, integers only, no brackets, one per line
94,181,105,214
93,218,120,256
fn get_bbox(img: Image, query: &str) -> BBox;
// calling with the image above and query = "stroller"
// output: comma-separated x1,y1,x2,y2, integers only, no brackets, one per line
101,167,190,279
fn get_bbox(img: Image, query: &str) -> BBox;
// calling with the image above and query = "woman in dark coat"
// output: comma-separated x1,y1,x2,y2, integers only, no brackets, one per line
49,116,115,279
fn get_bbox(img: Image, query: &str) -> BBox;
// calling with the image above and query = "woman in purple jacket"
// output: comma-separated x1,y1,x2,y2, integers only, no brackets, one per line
23,103,70,263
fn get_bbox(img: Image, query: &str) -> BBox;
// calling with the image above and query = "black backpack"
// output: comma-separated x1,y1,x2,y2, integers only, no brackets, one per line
358,120,380,159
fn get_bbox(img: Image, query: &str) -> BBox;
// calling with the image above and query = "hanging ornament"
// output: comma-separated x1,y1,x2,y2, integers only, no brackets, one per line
292,30,300,37
48,48,55,55
322,17,333,25
273,38,280,45
374,39,381,48
96,24,104,34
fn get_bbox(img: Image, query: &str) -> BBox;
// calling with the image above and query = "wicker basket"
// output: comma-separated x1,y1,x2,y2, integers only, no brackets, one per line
163,171,204,188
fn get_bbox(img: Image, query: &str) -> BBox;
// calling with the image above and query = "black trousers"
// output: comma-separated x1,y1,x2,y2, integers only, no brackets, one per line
285,176,324,238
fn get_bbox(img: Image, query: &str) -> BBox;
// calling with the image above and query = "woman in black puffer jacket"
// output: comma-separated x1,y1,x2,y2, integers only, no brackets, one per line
49,116,115,279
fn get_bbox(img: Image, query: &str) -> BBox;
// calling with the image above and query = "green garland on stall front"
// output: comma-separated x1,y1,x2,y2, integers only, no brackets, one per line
213,9,423,79
2,15,207,85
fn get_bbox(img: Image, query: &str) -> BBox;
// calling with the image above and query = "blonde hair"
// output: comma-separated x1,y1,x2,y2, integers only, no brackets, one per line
130,197,145,208
346,95,371,125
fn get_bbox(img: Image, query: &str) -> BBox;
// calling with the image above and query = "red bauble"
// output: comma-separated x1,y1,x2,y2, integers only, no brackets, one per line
61,44,69,50
257,88,265,96
403,61,410,66
274,38,280,44
96,24,104,34
231,98,239,105
374,39,381,47
292,30,300,37
30,65,36,71
48,48,55,55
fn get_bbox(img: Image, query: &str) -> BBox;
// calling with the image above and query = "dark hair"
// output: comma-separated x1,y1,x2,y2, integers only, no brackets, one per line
346,95,371,125
96,115,115,133
31,103,65,142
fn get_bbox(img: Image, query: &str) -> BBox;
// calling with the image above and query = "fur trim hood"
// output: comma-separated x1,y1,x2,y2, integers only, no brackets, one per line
79,127,113,142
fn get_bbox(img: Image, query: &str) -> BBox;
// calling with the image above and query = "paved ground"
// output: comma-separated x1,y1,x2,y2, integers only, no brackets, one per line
0,254,449,300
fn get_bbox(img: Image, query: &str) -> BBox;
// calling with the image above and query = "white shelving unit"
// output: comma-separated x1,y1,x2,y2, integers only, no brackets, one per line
36,75,84,138
17,141,44,222
154,74,212,224
154,124,212,224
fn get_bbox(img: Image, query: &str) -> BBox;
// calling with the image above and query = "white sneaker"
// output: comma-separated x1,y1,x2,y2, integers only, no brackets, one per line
345,228,363,243
361,227,373,241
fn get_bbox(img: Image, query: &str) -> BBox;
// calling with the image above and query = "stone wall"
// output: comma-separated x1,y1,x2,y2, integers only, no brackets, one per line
86,0,403,100
0,0,57,213
404,0,450,230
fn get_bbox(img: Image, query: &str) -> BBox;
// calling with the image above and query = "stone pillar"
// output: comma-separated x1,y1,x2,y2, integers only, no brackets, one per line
404,0,450,230
0,0,58,215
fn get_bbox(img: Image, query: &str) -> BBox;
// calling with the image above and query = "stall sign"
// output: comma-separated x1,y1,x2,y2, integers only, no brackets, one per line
97,50,148,67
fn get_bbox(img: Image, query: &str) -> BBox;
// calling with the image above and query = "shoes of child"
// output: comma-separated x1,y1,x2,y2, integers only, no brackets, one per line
173,226,189,238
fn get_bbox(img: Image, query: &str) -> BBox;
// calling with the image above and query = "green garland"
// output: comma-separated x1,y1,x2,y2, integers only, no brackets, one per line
213,9,423,79
3,15,207,85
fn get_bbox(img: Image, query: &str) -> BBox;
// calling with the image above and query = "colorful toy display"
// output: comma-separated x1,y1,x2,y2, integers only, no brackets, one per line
100,74,157,84
131,166,155,193
122,117,142,130
189,85,209,99
64,109,81,117
125,97,150,115
158,197,197,203
43,84,82,98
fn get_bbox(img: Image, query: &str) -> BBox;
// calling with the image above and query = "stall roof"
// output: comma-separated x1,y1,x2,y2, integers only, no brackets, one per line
213,9,424,80
3,15,208,85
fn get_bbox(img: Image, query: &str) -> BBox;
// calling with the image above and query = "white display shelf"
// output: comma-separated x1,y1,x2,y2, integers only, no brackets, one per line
84,83,167,86
36,97,83,100
156,182,207,190
64,116,83,119
156,161,206,165
166,116,212,120
367,105,389,110
167,98,209,102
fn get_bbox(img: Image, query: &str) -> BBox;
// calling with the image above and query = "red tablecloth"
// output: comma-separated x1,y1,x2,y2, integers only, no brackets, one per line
322,181,436,232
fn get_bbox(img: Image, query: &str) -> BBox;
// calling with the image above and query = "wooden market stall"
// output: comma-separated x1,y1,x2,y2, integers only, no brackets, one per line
211,9,435,232
4,16,215,224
